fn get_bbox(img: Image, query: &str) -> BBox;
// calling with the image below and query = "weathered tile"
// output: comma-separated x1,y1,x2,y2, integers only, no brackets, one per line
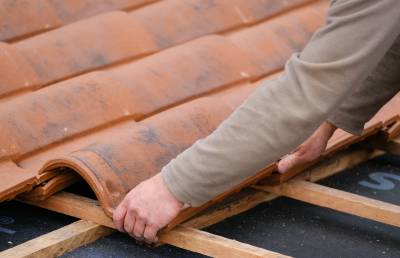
49,0,157,23
0,43,40,98
15,11,157,85
0,0,61,41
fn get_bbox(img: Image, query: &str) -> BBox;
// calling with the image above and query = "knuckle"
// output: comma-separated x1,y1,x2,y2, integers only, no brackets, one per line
136,211,146,221
151,220,162,229
127,205,137,214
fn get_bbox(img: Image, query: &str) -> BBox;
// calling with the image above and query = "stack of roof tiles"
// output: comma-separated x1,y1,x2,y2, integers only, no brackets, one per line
1,0,399,225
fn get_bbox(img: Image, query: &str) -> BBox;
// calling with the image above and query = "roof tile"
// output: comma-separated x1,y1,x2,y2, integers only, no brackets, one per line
241,0,314,22
0,72,138,162
15,11,157,85
0,0,61,41
0,42,40,98
229,4,325,77
0,161,38,201
43,96,237,215
131,0,314,49
0,0,159,42
49,0,157,23
131,0,251,48
108,35,261,115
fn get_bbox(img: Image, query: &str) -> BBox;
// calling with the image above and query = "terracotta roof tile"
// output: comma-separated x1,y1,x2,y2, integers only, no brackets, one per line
0,72,134,162
131,0,250,48
0,42,41,97
1,0,400,224
0,0,61,41
49,0,157,23
0,0,158,42
52,96,235,215
107,35,261,112
15,11,157,85
131,0,313,49
241,0,314,22
229,3,325,77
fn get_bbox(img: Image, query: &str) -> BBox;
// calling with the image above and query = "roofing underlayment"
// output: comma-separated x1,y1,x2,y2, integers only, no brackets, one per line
1,0,400,226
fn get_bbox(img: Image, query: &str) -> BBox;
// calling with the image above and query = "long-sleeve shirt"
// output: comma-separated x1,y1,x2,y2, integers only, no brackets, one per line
328,35,400,135
162,0,400,207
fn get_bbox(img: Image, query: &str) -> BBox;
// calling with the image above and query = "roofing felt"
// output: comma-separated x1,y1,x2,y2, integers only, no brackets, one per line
1,0,399,226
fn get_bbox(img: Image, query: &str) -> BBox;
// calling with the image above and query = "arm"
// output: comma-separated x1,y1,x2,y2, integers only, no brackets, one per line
163,0,400,206
114,0,400,242
279,35,400,173
328,35,400,135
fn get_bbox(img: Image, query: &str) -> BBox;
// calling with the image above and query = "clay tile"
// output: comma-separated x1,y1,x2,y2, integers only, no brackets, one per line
240,0,314,24
0,42,40,98
131,0,252,49
108,35,262,116
0,0,61,42
49,0,158,23
0,161,38,202
15,11,157,85
229,3,326,77
0,72,143,162
42,97,234,216
213,83,257,109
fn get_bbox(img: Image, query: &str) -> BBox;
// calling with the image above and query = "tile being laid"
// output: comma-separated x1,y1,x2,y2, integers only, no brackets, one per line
34,85,257,221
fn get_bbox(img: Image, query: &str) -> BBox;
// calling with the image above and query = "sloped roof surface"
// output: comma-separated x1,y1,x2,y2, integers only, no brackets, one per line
1,0,399,225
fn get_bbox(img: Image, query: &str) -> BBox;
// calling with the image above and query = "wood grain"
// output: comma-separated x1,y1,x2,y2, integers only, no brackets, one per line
256,180,400,227
0,220,113,258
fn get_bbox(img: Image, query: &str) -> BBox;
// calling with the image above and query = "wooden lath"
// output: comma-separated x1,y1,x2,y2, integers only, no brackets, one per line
254,180,400,227
0,220,113,258
15,192,288,258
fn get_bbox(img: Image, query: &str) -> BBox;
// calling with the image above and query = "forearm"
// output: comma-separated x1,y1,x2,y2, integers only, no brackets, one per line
162,0,400,206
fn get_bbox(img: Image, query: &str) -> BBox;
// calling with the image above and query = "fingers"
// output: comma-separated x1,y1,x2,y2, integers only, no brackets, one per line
124,211,136,237
133,217,146,240
143,224,159,243
278,152,305,174
278,149,312,173
113,202,127,232
112,175,182,244
114,199,160,243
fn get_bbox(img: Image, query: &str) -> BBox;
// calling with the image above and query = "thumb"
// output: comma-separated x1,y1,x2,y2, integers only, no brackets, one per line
278,152,304,174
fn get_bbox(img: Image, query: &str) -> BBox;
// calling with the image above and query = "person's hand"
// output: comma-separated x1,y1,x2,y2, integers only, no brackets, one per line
113,173,183,243
278,122,337,173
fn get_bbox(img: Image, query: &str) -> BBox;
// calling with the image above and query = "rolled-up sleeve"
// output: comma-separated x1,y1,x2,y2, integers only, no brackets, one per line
162,0,400,206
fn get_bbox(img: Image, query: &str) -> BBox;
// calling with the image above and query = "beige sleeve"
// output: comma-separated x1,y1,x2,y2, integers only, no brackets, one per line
328,36,400,135
162,0,400,206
